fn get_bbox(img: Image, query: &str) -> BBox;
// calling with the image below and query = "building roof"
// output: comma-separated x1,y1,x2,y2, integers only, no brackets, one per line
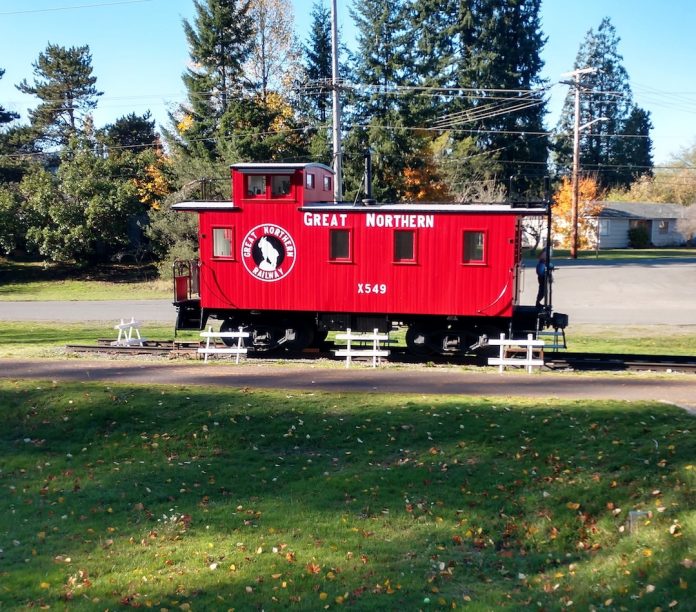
596,201,687,220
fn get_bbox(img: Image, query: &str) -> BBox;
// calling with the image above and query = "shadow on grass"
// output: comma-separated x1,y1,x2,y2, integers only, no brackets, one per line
0,258,159,285
1,382,694,610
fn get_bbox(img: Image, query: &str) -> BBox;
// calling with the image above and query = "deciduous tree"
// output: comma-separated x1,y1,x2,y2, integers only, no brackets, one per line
552,176,602,250
606,140,696,205
19,137,143,262
245,0,298,103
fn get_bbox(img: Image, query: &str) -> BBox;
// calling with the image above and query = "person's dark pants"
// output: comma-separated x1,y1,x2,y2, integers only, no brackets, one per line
536,279,544,307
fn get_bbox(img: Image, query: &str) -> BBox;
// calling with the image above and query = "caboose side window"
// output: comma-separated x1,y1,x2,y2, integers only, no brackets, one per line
323,175,332,192
213,227,235,259
394,230,416,263
462,231,485,264
329,229,351,261
271,175,292,197
246,175,266,196
306,173,315,190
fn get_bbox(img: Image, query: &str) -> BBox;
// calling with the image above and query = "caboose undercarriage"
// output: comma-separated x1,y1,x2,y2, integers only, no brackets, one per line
175,298,563,357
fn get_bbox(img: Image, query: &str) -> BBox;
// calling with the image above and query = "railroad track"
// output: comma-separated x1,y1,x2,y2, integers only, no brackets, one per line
66,339,199,355
544,352,696,373
64,341,696,373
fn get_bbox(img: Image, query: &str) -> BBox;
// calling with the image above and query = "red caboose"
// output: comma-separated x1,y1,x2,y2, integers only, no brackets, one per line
173,162,561,354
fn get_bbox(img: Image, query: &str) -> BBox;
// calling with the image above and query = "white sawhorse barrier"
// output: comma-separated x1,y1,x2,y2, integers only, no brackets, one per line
198,326,250,363
487,333,545,373
111,318,146,347
334,328,390,368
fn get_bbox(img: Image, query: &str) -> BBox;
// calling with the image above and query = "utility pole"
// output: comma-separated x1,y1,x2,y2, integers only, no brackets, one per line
330,0,343,203
562,67,597,259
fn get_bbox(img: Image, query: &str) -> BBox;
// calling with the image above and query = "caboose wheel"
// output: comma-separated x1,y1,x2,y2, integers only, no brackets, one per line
220,318,285,353
310,329,329,347
220,318,241,347
285,324,315,351
405,325,437,356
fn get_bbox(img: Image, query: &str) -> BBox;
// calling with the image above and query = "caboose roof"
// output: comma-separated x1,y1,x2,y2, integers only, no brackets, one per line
171,201,238,211
172,200,547,213
231,162,334,174
301,202,548,215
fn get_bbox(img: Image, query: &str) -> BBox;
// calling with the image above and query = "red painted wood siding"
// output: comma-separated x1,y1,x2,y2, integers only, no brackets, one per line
197,202,519,318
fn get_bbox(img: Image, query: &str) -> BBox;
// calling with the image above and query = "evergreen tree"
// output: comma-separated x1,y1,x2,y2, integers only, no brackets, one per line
102,111,159,152
295,0,341,166
431,0,548,197
471,0,548,188
301,1,333,124
16,44,102,147
165,0,254,163
555,17,653,189
0,68,19,126
347,0,436,201
613,105,653,186
0,68,30,184
350,0,408,121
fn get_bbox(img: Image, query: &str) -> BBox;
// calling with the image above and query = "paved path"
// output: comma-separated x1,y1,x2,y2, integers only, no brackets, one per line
520,259,696,325
0,299,174,323
4,359,696,414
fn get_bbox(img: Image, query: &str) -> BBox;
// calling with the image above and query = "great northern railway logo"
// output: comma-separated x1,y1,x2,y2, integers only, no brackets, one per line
241,224,296,282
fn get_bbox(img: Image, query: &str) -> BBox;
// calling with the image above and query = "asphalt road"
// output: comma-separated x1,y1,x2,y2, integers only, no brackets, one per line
1,258,695,326
524,258,696,326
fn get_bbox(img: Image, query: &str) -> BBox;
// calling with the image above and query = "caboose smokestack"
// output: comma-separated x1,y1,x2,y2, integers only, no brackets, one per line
363,149,375,204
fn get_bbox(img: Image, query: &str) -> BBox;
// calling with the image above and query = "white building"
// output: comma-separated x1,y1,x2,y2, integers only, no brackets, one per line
594,202,688,248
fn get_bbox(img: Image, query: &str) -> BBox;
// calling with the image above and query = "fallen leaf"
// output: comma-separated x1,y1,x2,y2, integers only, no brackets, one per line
306,562,321,575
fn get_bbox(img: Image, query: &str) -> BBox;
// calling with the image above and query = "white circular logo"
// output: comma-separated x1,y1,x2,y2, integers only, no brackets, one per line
241,224,296,282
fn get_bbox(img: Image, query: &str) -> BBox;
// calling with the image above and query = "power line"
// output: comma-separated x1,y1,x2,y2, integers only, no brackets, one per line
0,0,153,15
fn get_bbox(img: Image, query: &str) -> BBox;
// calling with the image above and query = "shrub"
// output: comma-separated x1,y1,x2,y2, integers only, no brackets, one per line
628,226,651,248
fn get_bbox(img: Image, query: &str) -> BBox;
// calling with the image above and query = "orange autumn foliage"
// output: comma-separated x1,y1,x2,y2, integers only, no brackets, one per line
552,176,603,249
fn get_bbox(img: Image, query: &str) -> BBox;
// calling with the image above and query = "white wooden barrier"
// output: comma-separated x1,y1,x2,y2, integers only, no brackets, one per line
334,328,390,368
111,317,146,347
487,333,545,373
198,326,250,363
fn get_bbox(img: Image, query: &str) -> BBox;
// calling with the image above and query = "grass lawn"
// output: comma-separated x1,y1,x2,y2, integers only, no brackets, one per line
0,322,200,359
1,321,695,360
0,380,694,610
0,259,170,301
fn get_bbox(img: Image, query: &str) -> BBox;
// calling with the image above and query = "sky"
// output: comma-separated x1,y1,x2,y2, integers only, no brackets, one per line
0,0,695,166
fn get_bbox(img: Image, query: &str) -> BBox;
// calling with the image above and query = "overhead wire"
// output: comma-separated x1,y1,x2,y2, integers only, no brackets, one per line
2,78,694,174
0,0,153,15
